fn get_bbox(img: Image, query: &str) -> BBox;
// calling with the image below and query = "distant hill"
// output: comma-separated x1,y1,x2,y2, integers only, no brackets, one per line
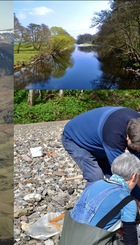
0,29,13,45
0,43,13,76
0,28,13,34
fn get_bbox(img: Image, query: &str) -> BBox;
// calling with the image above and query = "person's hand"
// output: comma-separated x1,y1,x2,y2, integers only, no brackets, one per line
117,227,123,236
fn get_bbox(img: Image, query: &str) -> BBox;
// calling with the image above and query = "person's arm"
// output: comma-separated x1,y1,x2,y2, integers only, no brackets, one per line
122,221,138,245
103,143,124,165
121,200,138,245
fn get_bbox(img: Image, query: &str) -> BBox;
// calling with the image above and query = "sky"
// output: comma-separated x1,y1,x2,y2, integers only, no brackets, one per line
0,1,13,30
14,1,111,39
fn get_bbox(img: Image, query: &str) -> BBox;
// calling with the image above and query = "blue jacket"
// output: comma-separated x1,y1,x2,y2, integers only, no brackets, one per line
71,180,137,229
63,106,140,164
63,106,140,200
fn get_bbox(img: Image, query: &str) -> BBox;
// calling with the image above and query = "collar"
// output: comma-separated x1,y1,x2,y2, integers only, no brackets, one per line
109,174,130,193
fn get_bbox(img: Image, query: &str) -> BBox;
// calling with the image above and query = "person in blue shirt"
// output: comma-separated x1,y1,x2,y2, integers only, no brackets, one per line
69,152,140,245
62,106,140,200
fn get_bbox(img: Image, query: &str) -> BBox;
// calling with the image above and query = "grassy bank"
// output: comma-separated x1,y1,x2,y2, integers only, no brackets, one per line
14,43,38,65
14,90,140,124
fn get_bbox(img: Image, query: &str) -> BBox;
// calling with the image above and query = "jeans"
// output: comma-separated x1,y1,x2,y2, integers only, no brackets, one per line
62,134,112,185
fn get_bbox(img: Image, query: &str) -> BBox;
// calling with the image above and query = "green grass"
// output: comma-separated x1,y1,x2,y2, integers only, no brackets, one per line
14,43,39,65
14,90,140,124
14,50,38,65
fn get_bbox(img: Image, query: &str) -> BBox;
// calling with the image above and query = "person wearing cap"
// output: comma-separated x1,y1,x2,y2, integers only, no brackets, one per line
62,106,140,200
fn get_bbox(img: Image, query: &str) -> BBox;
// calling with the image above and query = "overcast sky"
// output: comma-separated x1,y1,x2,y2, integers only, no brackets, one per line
0,1,13,30
14,1,111,38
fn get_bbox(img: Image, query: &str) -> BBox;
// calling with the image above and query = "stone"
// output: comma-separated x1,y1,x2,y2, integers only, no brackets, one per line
44,239,54,245
14,121,83,245
68,187,75,195
24,193,42,203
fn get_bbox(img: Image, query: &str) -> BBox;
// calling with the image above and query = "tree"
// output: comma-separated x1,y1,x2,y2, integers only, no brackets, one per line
91,0,140,64
40,24,51,45
48,26,75,56
50,26,70,36
109,0,140,62
27,90,41,106
76,34,95,44
14,14,26,53
26,23,51,51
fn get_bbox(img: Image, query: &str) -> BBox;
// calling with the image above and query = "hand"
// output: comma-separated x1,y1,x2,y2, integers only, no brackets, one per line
117,227,123,236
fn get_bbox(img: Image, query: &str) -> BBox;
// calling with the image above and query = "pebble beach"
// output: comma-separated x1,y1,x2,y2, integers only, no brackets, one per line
14,121,86,245
14,120,140,245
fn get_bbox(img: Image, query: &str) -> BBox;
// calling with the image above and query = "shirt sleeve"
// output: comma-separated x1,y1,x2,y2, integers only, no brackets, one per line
121,200,138,245
121,200,137,222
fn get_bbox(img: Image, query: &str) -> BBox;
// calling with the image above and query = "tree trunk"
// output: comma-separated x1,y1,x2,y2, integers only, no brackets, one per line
58,90,64,97
17,41,21,54
28,90,36,106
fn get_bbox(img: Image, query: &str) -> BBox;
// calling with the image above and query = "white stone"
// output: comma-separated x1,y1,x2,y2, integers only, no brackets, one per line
24,193,42,202
44,239,54,245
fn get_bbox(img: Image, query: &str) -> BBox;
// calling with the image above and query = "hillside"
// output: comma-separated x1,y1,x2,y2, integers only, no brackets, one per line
0,75,13,124
0,43,13,76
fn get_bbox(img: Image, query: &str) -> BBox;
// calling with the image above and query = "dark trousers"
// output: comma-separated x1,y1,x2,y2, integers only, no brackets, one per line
62,134,112,185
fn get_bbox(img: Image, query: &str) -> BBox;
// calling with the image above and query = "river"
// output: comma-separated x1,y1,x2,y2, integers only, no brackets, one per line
14,45,139,90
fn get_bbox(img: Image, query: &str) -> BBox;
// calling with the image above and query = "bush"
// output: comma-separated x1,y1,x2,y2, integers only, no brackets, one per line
14,90,140,124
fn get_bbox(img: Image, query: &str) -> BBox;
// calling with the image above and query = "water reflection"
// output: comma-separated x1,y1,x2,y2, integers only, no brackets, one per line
77,45,96,53
14,47,75,90
14,45,140,90
97,54,140,89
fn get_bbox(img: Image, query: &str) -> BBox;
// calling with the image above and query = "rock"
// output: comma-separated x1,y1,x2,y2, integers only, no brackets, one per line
21,154,32,162
14,208,33,218
21,222,30,232
24,193,42,203
44,239,54,245
14,121,84,245
68,187,75,195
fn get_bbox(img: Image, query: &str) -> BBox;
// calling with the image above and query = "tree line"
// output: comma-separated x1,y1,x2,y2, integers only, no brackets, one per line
91,0,140,67
14,14,75,56
74,0,140,68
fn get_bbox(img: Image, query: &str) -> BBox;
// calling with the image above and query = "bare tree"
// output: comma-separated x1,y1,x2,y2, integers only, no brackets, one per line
26,23,51,51
14,14,26,53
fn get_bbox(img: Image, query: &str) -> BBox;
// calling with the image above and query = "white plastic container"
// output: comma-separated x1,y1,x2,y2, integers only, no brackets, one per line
30,146,43,157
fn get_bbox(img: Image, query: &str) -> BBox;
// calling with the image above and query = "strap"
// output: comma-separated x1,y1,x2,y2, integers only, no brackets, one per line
96,195,133,228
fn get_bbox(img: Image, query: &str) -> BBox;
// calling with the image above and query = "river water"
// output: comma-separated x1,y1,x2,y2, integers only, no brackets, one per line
14,45,139,90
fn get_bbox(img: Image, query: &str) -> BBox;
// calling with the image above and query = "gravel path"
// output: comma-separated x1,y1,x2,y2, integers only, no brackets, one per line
14,121,86,245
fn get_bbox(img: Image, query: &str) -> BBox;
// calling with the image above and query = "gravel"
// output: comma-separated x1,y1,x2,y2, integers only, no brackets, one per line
14,121,86,245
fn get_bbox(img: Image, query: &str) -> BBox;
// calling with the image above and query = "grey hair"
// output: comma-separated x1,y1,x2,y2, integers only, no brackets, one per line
111,152,140,180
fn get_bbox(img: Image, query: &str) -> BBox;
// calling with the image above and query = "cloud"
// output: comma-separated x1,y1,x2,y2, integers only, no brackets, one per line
29,6,54,16
17,11,26,20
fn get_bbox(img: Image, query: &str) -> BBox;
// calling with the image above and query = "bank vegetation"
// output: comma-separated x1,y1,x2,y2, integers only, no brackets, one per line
14,90,140,124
